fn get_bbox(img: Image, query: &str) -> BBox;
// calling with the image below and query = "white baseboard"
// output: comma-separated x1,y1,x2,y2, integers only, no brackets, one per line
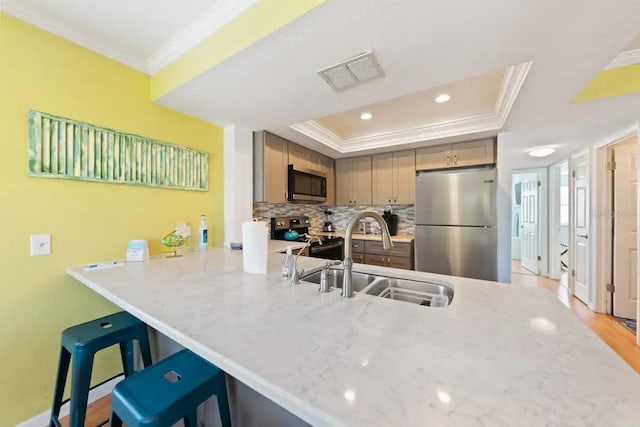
17,375,123,427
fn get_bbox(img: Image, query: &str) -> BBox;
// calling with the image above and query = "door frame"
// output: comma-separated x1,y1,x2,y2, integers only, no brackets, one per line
591,125,639,329
548,160,569,281
512,167,549,277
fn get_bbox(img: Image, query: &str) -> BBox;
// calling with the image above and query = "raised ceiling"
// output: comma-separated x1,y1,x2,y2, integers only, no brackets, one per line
314,69,506,140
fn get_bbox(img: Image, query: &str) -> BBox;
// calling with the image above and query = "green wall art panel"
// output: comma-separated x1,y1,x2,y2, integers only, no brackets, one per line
27,110,209,191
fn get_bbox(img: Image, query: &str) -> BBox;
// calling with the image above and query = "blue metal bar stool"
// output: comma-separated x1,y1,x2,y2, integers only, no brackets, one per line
49,311,153,427
109,349,232,427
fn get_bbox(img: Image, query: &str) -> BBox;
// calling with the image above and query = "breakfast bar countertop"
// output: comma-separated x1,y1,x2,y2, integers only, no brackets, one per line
67,245,640,427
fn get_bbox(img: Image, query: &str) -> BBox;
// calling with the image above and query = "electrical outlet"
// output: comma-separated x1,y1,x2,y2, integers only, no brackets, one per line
30,234,51,256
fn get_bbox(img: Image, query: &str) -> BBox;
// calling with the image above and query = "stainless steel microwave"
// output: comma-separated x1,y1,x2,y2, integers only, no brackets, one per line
288,165,326,203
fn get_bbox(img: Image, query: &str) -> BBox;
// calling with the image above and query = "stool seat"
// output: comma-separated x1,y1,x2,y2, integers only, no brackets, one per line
110,349,231,427
62,311,149,351
50,311,152,427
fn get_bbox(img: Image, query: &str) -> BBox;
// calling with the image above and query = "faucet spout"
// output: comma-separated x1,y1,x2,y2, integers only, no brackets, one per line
342,211,393,298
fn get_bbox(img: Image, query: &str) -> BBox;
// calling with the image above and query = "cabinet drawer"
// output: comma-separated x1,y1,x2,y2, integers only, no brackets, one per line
352,253,365,264
351,239,365,254
365,240,412,257
364,254,387,267
387,255,413,270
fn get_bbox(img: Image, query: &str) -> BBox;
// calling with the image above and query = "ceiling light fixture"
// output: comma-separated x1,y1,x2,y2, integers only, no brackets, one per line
360,112,373,120
528,147,556,157
435,94,451,103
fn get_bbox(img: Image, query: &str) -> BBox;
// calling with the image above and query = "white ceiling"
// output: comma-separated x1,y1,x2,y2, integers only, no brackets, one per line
0,0,258,73
155,0,640,168
624,33,640,51
314,69,505,140
4,0,640,169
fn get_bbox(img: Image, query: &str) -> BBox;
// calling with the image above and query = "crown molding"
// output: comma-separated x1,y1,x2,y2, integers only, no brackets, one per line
0,0,148,73
1,0,259,75
605,48,640,70
146,0,259,74
290,61,532,153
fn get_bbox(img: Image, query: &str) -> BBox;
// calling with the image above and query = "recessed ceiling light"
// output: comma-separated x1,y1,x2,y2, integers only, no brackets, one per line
528,147,556,157
435,94,451,103
360,112,373,120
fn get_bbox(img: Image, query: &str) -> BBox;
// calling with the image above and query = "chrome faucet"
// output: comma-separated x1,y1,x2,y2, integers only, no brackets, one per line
343,211,393,297
291,235,322,285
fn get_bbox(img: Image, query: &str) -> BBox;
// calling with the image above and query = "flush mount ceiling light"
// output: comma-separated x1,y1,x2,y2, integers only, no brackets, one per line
528,147,556,157
318,51,383,92
435,94,451,103
360,112,373,120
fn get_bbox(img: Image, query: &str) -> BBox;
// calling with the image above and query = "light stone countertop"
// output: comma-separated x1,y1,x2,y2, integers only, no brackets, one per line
314,231,415,243
67,245,640,427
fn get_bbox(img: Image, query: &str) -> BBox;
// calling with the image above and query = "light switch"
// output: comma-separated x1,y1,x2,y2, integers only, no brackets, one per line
30,234,51,256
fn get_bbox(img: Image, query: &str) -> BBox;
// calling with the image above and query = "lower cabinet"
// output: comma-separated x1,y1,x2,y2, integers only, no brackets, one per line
351,239,414,270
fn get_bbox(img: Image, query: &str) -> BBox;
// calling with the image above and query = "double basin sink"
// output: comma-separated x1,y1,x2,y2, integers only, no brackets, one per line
300,268,454,307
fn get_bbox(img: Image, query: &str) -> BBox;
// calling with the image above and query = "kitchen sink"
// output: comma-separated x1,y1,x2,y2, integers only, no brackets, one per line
364,278,453,306
300,268,454,306
300,269,377,292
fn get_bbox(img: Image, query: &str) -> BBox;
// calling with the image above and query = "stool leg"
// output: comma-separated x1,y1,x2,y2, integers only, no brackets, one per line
184,410,198,427
69,350,94,427
109,411,123,427
137,328,153,369
119,341,135,377
215,374,232,427
49,347,71,427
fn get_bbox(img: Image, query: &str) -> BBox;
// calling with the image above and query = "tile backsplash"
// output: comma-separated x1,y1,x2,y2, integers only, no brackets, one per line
253,203,415,235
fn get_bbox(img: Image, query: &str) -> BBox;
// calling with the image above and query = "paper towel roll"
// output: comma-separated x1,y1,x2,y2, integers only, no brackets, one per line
242,221,268,274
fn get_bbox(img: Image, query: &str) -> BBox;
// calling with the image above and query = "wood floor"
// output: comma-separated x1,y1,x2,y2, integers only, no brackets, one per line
57,264,639,426
512,260,640,374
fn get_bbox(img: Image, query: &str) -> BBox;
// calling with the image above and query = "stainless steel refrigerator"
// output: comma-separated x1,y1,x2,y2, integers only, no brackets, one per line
415,167,497,281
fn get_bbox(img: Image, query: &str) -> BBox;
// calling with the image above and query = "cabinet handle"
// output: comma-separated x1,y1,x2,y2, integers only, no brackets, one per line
393,195,397,203
354,196,357,204
453,154,457,165
349,196,352,204
285,191,288,200
388,195,391,203
446,155,450,166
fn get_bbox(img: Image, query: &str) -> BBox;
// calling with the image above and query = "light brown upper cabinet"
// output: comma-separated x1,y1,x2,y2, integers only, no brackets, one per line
320,156,336,205
288,144,308,171
416,138,495,171
336,156,372,205
372,150,416,205
254,131,288,203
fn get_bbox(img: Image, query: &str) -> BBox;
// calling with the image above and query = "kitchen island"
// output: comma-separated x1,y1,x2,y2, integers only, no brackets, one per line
67,245,640,426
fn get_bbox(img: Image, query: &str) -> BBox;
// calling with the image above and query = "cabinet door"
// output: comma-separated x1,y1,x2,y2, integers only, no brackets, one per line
335,158,353,205
416,145,451,170
386,256,413,270
372,153,394,205
288,144,308,170
352,253,365,264
352,156,372,205
392,150,416,204
351,239,365,254
263,134,288,202
304,150,324,174
451,139,495,167
364,254,387,267
320,156,335,205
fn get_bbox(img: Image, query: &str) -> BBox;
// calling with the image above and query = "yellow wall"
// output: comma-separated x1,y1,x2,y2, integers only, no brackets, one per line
0,13,224,424
151,0,324,100
574,64,640,102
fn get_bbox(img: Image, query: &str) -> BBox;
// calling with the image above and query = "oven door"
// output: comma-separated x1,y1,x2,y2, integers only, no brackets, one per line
308,239,343,260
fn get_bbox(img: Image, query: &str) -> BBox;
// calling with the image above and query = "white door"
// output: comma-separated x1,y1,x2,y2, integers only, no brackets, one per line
520,173,539,273
613,140,638,319
573,152,590,304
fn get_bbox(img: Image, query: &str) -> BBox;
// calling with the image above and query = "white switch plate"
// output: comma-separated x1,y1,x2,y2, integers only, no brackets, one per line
30,234,51,256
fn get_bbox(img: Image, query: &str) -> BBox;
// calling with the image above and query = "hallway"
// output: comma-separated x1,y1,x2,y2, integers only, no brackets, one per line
512,261,640,373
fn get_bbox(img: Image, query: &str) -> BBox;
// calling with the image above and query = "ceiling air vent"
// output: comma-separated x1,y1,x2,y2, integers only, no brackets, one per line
317,51,383,91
